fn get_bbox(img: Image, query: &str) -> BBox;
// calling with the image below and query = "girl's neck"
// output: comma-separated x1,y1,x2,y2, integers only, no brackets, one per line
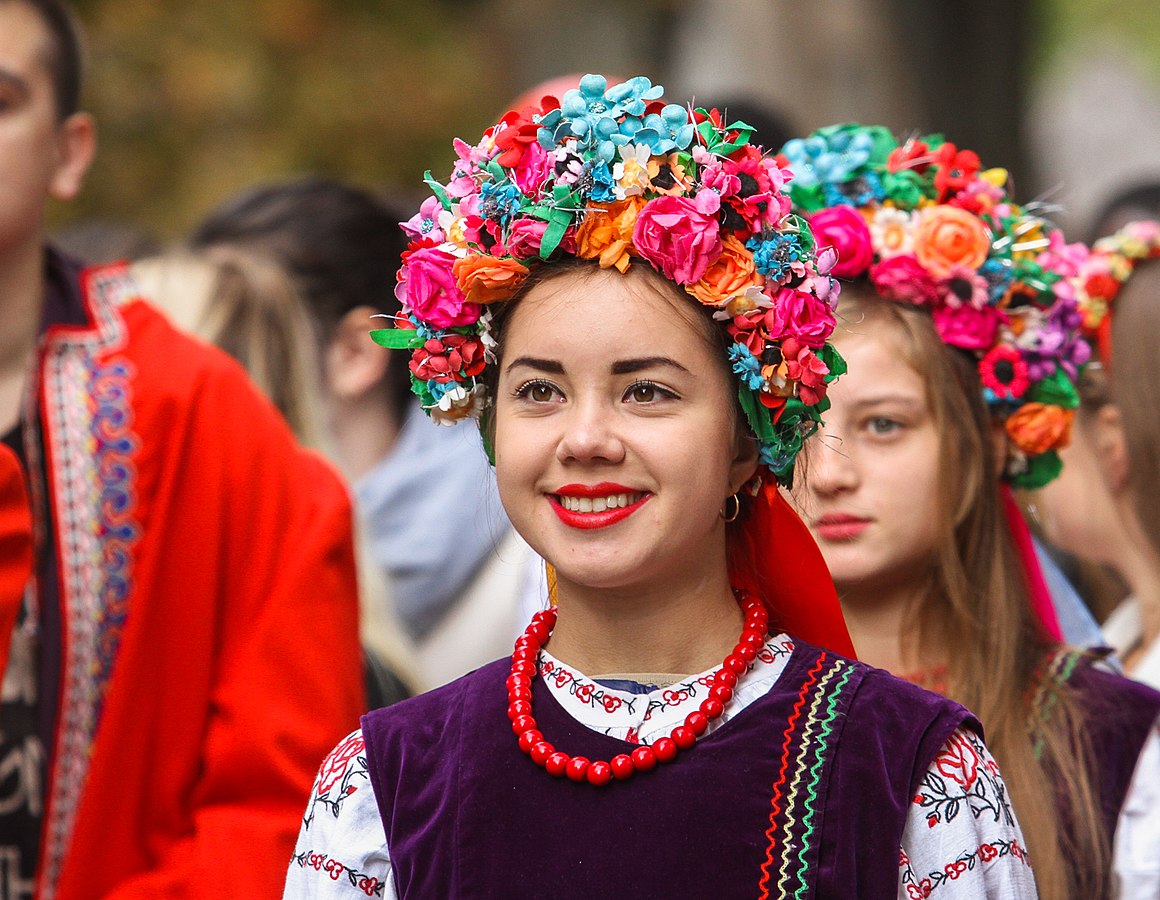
837,576,945,676
544,570,744,678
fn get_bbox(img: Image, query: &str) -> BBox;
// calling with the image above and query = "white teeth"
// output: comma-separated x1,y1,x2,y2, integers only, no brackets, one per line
558,492,641,513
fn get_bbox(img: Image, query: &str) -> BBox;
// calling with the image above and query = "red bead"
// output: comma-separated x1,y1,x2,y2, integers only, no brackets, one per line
530,741,554,765
508,700,532,721
725,653,747,674
528,623,551,643
566,756,590,782
738,643,758,663
700,698,725,720
631,746,657,772
586,761,613,786
545,752,570,777
653,737,678,763
610,754,635,780
511,659,537,677
517,729,542,753
714,669,738,688
511,650,536,666
710,684,733,704
505,673,530,691
671,726,696,750
508,685,531,703
685,711,709,735
511,714,537,735
742,630,765,648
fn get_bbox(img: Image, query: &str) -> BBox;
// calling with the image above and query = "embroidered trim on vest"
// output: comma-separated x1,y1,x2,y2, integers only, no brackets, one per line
37,265,140,898
1028,647,1085,760
757,651,858,900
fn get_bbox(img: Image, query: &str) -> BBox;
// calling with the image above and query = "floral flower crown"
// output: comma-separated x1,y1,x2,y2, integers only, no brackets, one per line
780,124,1091,489
371,74,845,483
1071,219,1160,364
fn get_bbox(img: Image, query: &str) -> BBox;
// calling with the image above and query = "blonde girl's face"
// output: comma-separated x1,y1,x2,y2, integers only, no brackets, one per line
795,329,943,597
492,266,757,596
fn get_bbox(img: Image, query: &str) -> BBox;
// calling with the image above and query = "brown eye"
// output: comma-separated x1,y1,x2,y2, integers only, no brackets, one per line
530,383,554,402
630,384,656,403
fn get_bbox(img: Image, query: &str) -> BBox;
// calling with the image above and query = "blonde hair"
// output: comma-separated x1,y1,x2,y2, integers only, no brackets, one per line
836,289,1109,898
133,247,328,451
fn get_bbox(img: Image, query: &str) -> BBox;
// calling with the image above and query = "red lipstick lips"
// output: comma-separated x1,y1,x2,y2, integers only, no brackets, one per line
549,482,651,530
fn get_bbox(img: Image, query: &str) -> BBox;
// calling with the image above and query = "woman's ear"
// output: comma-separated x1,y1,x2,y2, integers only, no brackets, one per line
325,306,392,402
1093,403,1130,493
728,431,761,495
49,113,96,202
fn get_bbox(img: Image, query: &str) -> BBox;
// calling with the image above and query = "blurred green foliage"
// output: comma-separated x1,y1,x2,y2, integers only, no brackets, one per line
65,0,513,236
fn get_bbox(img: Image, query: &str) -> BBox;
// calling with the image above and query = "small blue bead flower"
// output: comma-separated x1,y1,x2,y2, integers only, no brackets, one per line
746,233,806,279
728,344,767,392
480,182,524,226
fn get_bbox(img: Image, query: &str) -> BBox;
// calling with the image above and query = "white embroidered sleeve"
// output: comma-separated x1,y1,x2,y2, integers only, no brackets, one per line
283,730,397,900
1113,716,1160,899
898,727,1038,899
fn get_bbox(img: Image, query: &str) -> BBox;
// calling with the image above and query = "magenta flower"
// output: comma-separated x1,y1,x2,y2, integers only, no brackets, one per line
396,246,481,329
809,206,874,278
869,254,941,306
632,191,723,285
932,303,1006,352
763,287,837,349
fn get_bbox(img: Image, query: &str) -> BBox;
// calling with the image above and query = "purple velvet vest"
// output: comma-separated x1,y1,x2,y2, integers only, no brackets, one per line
363,641,975,899
1052,653,1160,844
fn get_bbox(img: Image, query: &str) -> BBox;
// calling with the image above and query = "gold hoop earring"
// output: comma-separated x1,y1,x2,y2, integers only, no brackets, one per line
722,493,741,523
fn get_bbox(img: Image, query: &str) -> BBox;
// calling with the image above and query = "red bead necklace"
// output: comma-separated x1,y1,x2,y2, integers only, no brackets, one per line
506,590,769,786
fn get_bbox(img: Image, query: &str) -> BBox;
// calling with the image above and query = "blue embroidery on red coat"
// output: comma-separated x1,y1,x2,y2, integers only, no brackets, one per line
90,358,140,703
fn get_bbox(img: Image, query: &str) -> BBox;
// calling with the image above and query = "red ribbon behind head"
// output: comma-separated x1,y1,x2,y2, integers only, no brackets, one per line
727,482,856,658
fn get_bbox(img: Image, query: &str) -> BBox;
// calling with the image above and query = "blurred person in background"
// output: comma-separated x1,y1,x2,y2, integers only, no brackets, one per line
190,178,540,688
1037,221,1160,693
785,124,1160,897
0,2,364,895
133,245,416,706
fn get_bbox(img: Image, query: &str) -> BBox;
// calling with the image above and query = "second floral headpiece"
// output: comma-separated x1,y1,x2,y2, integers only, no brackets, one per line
781,124,1092,489
371,74,845,484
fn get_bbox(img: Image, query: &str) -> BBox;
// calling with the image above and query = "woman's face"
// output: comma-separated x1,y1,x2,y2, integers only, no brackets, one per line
794,329,943,597
493,266,756,594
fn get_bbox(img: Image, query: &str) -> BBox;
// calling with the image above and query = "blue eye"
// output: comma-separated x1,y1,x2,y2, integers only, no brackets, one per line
868,417,901,435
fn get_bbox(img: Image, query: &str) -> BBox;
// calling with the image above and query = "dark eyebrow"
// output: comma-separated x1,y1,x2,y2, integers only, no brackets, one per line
610,357,691,375
851,394,924,409
504,356,565,375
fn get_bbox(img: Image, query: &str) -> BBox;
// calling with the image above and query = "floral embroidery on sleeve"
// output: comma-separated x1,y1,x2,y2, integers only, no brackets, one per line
289,851,386,897
304,730,368,827
913,729,1016,830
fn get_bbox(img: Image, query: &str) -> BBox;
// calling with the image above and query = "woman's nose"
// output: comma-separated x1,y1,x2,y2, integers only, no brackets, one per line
556,399,626,465
804,426,859,497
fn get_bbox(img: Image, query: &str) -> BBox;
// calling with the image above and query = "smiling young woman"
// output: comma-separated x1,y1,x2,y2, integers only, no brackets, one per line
284,78,1036,898
786,125,1160,898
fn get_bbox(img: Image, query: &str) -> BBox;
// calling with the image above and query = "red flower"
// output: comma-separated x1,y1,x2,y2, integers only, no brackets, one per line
944,861,969,880
601,695,623,714
409,334,486,384
979,345,1031,401
927,814,939,829
316,733,365,796
935,730,981,789
1084,271,1121,302
493,107,545,169
933,143,981,201
887,138,933,173
978,843,999,862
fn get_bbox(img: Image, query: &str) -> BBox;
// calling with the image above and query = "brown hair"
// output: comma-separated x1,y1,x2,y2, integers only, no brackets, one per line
6,0,84,119
1111,260,1160,562
837,288,1109,897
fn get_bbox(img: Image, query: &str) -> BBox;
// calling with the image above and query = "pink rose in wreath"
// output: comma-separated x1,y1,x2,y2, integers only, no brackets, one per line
632,191,723,285
809,206,873,278
869,255,940,306
317,732,366,796
396,245,481,329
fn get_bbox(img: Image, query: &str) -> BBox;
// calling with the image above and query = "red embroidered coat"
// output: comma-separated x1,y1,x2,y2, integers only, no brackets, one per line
0,264,364,898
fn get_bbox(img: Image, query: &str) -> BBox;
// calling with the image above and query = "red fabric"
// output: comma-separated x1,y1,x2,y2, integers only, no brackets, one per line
34,275,364,898
728,482,855,658
0,443,32,673
1000,484,1063,643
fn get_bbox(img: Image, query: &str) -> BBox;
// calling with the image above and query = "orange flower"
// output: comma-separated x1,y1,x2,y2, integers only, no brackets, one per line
689,234,763,306
453,254,529,305
1005,403,1074,455
646,153,693,197
913,206,991,278
575,198,645,273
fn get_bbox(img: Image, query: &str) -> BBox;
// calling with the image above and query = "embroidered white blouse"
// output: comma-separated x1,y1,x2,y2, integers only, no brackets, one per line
284,635,1046,898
